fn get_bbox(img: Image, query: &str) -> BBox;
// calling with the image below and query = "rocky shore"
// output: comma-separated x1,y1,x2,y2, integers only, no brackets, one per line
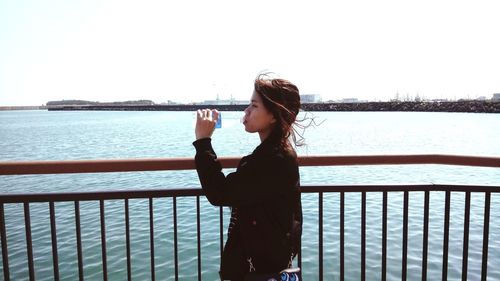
47,100,500,113
303,100,500,113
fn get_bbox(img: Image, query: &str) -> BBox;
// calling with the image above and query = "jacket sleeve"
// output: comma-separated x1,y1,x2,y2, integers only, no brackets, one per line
193,138,297,207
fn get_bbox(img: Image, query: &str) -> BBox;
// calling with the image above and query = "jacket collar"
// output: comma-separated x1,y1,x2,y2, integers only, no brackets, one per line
252,137,280,156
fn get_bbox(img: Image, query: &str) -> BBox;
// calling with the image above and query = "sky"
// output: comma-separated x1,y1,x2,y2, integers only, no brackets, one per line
1,0,499,106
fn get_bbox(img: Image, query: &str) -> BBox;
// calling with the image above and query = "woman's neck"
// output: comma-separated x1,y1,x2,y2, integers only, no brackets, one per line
258,130,272,142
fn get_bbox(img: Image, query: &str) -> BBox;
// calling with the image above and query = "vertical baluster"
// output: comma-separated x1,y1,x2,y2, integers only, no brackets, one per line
219,206,224,261
173,197,178,281
319,192,323,281
481,192,491,281
0,203,10,281
340,192,345,281
442,191,451,281
74,201,84,281
361,192,366,281
125,199,131,281
100,200,108,281
49,202,60,281
421,191,429,281
298,191,302,269
461,192,470,281
149,198,155,281
24,202,35,281
196,196,202,281
382,191,387,281
402,191,408,281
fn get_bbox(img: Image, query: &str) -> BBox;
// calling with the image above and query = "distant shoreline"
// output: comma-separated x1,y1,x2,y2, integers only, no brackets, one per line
0,106,48,111
46,101,500,113
2,101,499,113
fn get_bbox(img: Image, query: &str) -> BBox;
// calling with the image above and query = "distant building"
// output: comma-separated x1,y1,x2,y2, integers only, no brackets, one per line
493,93,500,102
340,98,359,103
201,99,248,105
230,100,250,105
300,94,322,103
160,100,178,105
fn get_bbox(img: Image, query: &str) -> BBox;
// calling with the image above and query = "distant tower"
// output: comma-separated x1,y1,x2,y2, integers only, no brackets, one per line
394,90,400,102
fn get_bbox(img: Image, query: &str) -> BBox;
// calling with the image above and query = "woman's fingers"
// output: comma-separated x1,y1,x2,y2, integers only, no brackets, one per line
199,109,210,121
198,109,218,122
194,109,218,140
212,110,219,123
197,109,211,121
196,109,219,123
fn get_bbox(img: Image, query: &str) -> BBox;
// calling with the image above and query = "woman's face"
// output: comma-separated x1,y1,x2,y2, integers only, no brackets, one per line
243,91,276,140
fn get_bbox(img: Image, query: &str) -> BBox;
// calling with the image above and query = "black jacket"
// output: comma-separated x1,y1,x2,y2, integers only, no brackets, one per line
193,138,302,280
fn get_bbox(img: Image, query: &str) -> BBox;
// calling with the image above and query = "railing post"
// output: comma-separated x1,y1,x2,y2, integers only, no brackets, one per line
49,202,60,281
462,192,470,281
74,201,84,281
173,197,179,281
100,200,108,281
382,191,387,281
402,191,408,281
24,203,35,281
319,192,323,281
422,191,429,281
149,198,155,281
481,192,491,281
125,199,131,281
340,192,345,281
196,196,202,281
442,191,451,281
0,203,10,281
361,192,366,281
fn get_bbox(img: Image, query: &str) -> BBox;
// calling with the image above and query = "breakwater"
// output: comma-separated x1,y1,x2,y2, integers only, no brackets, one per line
47,100,500,113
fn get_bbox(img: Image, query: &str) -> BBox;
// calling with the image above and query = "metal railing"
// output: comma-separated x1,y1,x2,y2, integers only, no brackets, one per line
1,155,499,281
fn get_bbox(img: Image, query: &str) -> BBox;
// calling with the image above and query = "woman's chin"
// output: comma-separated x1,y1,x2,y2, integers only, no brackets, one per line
243,125,254,133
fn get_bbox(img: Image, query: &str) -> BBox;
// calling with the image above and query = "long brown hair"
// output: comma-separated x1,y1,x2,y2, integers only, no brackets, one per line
254,73,303,150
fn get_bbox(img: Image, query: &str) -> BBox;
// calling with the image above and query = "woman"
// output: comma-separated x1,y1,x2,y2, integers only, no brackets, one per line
193,74,303,281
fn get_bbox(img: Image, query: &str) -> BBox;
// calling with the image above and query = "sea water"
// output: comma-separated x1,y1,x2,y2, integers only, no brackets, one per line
1,110,499,280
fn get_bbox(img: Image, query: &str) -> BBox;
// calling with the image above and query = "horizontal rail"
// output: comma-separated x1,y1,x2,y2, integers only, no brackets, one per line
1,154,499,175
1,184,499,204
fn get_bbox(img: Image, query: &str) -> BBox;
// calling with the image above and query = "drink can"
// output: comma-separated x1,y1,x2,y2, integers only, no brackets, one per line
215,112,222,128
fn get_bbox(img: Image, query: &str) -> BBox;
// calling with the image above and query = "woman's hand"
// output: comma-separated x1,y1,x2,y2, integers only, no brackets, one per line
195,109,219,140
